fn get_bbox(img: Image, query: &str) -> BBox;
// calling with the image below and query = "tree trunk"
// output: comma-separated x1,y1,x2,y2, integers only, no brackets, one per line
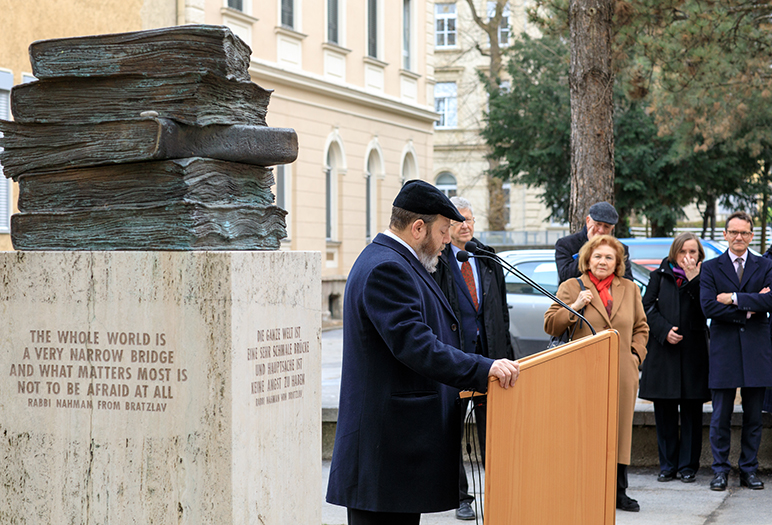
463,0,509,231
487,174,507,231
702,198,716,239
761,161,771,253
761,187,768,253
568,0,615,232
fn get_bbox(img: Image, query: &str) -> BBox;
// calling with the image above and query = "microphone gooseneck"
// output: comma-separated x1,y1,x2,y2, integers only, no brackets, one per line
460,240,596,336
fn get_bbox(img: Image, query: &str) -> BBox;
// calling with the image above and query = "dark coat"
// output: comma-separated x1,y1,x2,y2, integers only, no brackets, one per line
326,233,494,513
432,240,514,360
700,250,772,389
639,258,710,401
554,225,633,284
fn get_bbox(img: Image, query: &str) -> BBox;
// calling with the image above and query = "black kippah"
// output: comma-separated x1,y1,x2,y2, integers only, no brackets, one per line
393,180,465,222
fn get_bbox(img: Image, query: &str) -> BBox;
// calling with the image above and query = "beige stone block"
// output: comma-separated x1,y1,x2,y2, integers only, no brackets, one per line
0,251,321,524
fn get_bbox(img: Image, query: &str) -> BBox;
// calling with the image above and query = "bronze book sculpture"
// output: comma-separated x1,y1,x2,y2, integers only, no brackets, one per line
0,25,297,251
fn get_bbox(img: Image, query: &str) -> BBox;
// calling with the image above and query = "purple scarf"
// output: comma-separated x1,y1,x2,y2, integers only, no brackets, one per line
671,263,687,287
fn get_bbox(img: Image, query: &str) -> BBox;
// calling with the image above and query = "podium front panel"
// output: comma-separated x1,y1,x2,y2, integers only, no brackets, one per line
484,330,620,525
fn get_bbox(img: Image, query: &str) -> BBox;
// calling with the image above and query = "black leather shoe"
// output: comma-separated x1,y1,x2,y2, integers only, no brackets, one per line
657,470,676,482
456,501,476,520
680,471,696,483
616,494,640,512
710,472,728,491
740,472,765,490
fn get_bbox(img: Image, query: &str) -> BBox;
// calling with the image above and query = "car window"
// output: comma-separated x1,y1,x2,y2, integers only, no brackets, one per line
505,261,558,295
702,244,724,260
625,244,670,259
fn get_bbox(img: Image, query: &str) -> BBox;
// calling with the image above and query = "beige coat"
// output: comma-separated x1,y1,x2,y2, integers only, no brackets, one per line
543,274,649,464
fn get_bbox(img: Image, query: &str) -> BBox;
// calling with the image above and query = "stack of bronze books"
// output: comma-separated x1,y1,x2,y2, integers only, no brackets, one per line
0,25,296,250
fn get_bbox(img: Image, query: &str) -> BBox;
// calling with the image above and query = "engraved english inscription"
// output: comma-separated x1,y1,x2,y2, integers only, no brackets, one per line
12,328,187,412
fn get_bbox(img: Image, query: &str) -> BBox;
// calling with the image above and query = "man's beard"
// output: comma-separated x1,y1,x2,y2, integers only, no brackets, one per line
417,234,443,273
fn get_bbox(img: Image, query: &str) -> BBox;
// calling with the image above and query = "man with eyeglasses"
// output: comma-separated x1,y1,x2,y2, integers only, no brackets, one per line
554,201,633,285
432,196,514,520
700,211,772,492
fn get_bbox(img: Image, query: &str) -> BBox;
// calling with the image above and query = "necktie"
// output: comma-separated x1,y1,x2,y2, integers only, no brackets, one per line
737,258,744,283
461,260,479,310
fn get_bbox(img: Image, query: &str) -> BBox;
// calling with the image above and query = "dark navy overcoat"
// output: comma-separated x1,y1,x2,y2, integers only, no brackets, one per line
326,233,494,513
700,251,772,389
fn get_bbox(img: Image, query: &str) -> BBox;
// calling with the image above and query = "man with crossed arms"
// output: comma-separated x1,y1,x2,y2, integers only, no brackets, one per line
700,211,772,491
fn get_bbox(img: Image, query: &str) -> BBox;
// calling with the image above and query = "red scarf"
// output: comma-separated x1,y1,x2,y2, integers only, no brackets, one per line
588,272,614,316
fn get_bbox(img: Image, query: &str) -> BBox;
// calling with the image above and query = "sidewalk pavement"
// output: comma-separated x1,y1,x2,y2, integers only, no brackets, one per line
322,462,772,524
321,328,772,524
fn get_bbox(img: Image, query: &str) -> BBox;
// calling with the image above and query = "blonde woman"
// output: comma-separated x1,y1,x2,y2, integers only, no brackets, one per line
544,234,649,512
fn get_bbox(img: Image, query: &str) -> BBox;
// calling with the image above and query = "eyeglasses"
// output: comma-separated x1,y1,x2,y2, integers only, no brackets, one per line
450,218,475,226
726,230,753,238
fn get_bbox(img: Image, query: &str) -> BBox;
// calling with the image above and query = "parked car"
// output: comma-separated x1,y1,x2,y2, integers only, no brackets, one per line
619,237,730,271
498,249,651,359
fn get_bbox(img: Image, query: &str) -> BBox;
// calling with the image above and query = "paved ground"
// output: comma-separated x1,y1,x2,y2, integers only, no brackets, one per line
322,463,772,524
321,328,772,524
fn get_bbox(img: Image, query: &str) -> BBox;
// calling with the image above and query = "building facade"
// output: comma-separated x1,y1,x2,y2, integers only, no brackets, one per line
0,0,439,320
431,0,557,235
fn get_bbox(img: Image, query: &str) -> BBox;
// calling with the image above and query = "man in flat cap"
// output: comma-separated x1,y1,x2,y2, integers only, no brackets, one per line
326,180,520,524
555,201,633,285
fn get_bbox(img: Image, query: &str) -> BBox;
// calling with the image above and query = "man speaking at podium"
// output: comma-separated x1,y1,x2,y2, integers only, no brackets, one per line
326,180,520,525
433,196,514,520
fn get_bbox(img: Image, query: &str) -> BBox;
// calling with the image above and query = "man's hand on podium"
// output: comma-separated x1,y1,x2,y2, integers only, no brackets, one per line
488,359,520,389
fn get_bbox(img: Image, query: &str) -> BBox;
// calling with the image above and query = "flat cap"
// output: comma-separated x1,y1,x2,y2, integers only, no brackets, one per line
393,180,466,222
588,201,619,225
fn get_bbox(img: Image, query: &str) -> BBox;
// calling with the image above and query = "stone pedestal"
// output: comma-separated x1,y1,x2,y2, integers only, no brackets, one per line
0,251,321,524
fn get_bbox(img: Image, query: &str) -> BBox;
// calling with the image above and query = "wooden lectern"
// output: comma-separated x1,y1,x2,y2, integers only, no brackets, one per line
483,329,620,524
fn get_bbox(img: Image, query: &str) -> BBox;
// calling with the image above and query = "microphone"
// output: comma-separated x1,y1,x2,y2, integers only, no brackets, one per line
464,241,481,255
458,240,596,336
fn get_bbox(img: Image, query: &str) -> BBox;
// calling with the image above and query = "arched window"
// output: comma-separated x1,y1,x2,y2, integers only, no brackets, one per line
400,148,418,184
435,172,457,198
364,140,384,242
325,148,339,241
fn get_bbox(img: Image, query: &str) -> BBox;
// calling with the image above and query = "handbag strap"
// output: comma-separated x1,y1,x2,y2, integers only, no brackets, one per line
569,277,586,338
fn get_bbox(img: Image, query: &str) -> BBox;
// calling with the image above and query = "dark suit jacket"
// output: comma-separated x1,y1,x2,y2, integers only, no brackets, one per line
432,240,514,360
326,233,494,513
554,226,633,284
700,250,772,389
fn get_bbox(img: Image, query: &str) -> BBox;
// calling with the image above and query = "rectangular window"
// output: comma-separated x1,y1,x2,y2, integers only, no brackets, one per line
368,0,378,58
328,0,339,44
402,0,411,70
0,69,12,234
228,0,243,11
434,82,457,128
487,1,510,47
281,0,294,29
435,3,457,48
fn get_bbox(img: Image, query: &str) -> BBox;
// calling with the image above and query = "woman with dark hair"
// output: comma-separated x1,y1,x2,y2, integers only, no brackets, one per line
639,233,710,484
544,234,649,512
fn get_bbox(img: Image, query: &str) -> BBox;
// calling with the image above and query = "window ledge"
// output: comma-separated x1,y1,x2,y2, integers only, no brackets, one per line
220,7,259,24
435,65,464,75
274,26,308,40
363,56,388,68
399,69,420,80
323,42,352,55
